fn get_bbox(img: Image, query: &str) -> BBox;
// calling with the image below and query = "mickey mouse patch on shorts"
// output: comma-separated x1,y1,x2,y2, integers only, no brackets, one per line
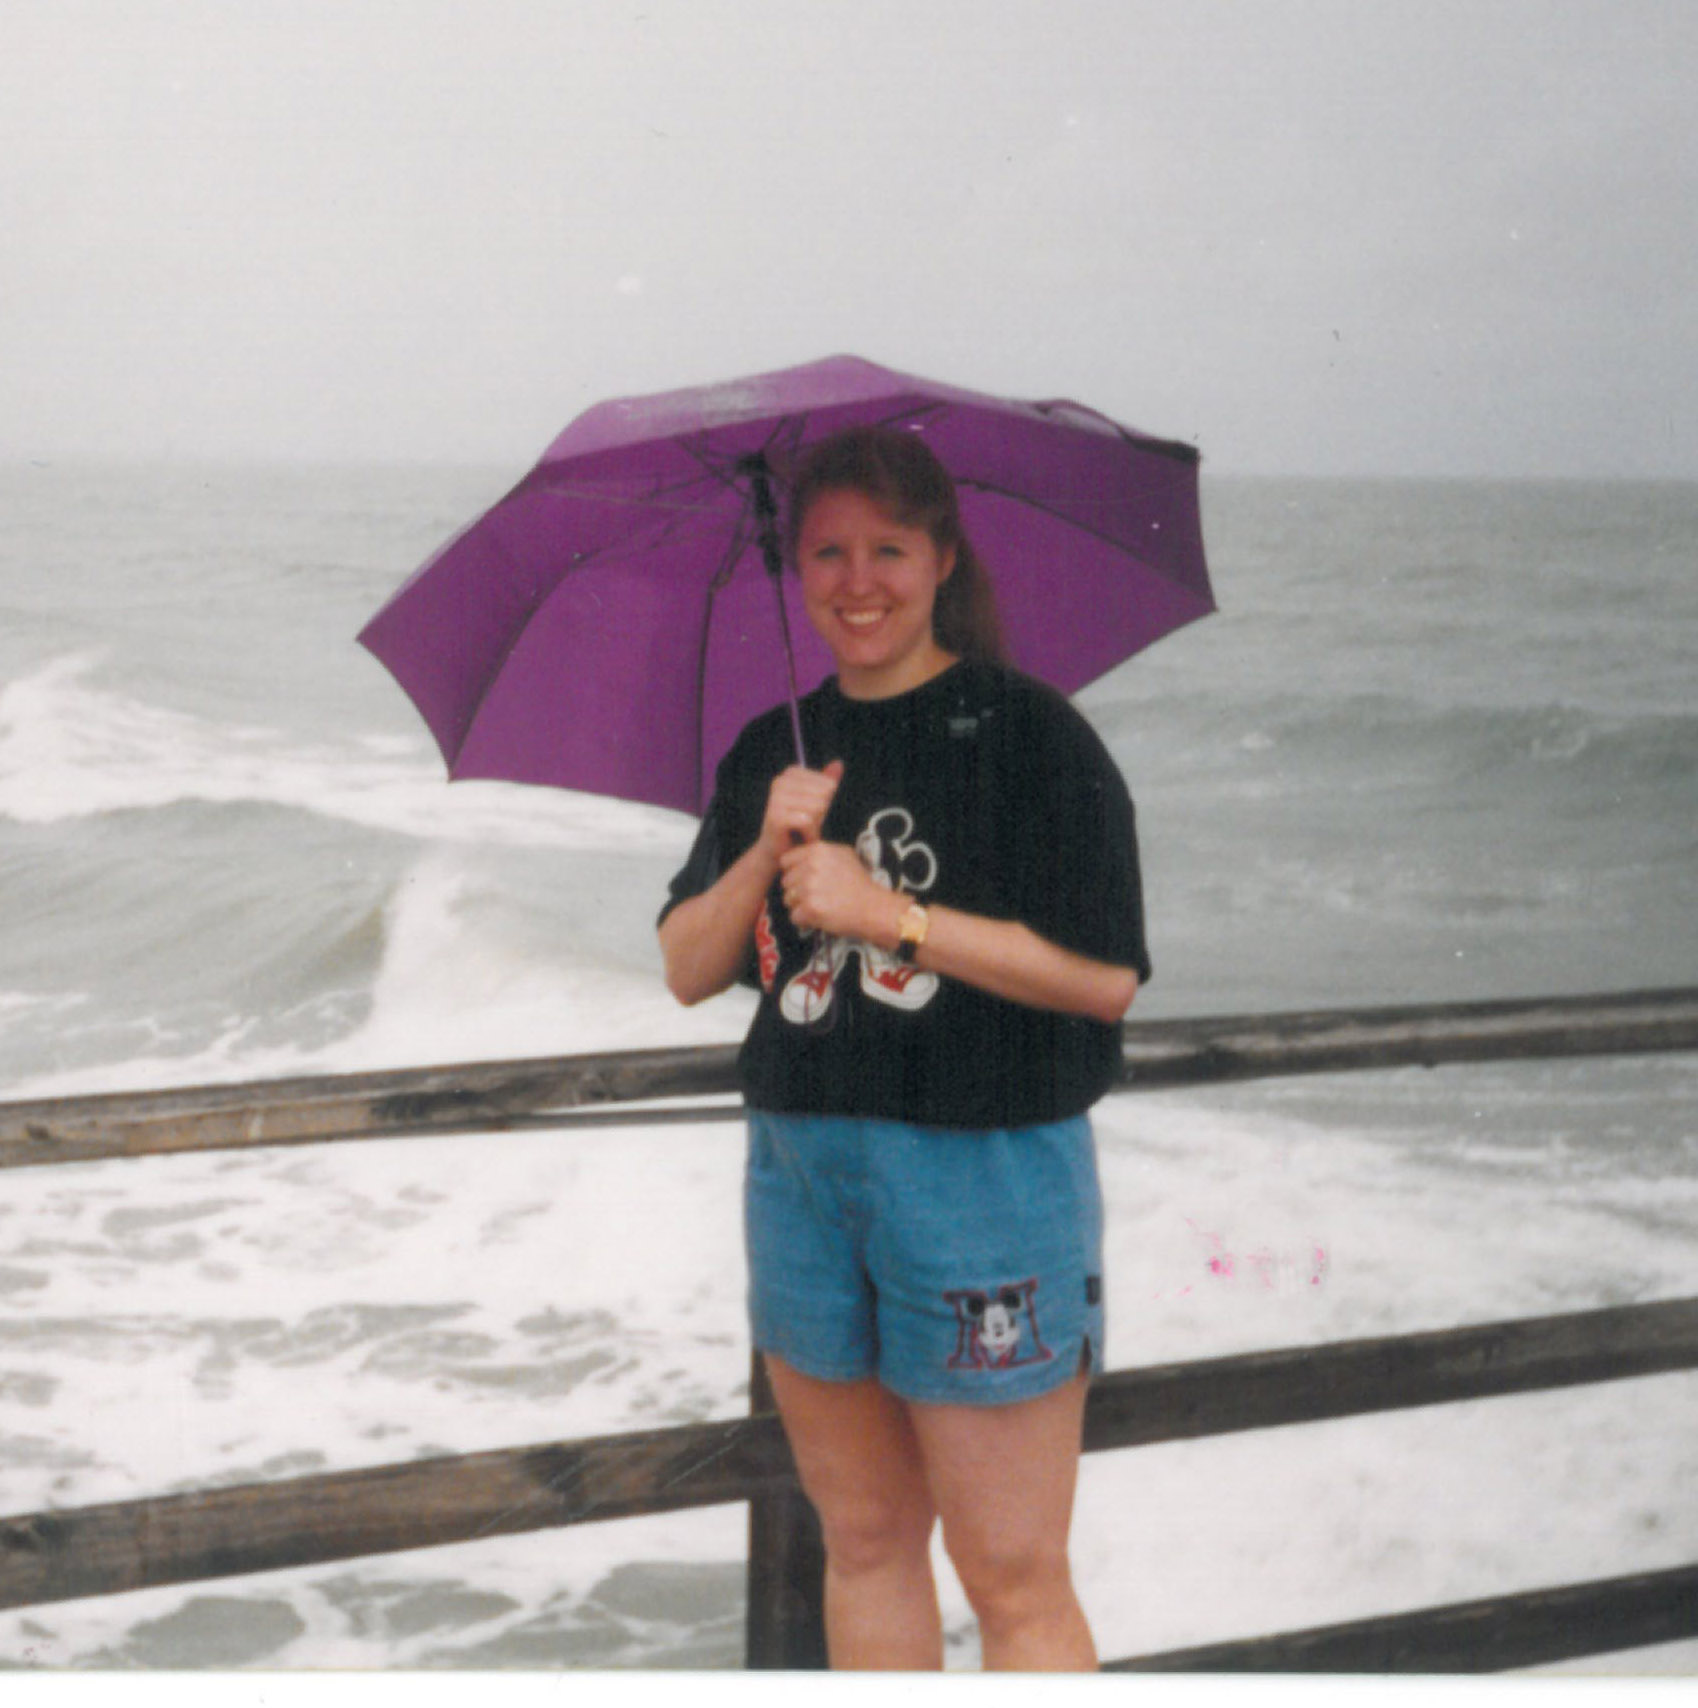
944,1278,1054,1371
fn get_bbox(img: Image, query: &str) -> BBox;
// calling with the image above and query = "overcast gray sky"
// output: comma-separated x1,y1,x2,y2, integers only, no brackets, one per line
5,0,1694,476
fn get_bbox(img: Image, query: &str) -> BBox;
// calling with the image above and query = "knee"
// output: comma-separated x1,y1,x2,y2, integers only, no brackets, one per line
813,1487,935,1578
945,1530,1073,1628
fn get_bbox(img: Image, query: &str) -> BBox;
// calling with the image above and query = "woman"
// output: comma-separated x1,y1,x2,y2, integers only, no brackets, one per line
658,426,1150,1670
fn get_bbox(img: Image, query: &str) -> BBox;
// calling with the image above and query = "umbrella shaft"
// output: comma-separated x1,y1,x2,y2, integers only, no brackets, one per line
744,455,809,771
770,581,808,769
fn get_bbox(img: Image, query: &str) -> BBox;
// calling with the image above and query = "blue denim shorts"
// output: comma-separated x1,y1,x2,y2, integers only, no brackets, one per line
744,1110,1105,1406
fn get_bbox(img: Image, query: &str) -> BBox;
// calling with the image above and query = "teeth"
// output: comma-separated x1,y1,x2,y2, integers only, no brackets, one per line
840,611,886,628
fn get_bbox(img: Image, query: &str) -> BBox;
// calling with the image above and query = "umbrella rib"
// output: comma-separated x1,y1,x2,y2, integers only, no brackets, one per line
446,492,729,766
462,450,776,796
518,466,730,516
445,526,554,766
953,474,1198,581
674,417,805,496
528,496,743,582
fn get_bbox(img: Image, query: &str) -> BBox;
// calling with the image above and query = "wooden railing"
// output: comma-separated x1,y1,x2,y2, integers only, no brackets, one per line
6,987,1694,1171
2,987,1696,1671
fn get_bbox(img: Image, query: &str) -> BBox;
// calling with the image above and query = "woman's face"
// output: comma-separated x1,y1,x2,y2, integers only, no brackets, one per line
796,487,956,700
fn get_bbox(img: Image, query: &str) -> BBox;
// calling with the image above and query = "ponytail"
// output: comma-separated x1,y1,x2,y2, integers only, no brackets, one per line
931,536,1005,663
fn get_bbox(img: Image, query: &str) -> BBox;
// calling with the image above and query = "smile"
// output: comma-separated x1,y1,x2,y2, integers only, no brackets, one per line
837,609,890,630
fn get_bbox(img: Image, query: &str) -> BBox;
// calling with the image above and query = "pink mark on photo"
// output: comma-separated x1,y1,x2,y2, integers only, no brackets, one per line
1172,1218,1332,1296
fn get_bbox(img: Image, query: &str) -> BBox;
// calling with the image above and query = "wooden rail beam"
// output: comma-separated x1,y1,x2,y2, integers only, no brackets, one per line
0,1411,793,1613
3,1295,1693,1616
1107,1561,1698,1672
2,987,1694,1172
1084,1294,1698,1452
1117,986,1698,1091
0,1046,743,1171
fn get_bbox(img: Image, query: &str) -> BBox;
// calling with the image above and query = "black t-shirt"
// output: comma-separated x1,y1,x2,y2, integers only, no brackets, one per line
661,660,1151,1129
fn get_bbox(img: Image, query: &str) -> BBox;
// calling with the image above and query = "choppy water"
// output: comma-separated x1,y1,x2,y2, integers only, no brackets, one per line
0,465,1694,1671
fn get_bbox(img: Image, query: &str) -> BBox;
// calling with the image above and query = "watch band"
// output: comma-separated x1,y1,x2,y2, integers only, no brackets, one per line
895,899,930,964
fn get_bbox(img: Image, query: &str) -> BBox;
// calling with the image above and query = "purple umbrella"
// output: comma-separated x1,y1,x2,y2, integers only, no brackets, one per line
359,354,1214,817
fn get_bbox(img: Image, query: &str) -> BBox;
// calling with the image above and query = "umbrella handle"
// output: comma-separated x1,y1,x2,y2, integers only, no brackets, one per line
740,453,810,771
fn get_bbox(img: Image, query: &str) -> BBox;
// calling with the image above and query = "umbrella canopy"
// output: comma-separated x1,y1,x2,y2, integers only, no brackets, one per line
359,354,1214,817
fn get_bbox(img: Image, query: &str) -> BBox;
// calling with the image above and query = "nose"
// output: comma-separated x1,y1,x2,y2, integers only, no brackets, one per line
841,546,877,590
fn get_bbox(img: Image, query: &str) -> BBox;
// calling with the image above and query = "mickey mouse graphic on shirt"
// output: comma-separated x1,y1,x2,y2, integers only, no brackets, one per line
774,806,941,1028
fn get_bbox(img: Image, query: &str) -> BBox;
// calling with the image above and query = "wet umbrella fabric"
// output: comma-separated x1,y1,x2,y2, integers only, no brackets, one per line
358,354,1215,818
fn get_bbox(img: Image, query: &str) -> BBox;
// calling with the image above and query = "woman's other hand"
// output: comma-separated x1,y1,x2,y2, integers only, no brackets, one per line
759,760,844,861
661,759,843,1008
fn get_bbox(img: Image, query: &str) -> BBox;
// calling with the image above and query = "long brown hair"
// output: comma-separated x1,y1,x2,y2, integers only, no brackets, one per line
783,426,1007,664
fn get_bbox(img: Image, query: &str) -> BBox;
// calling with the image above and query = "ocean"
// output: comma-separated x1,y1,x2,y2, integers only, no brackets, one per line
0,465,1694,1672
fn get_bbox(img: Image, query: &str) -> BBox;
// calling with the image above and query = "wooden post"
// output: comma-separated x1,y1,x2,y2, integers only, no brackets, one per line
744,1351,828,1669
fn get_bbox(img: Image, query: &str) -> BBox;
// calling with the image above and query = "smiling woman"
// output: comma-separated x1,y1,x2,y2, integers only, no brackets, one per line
788,428,1008,694
657,426,1152,1671
795,487,954,700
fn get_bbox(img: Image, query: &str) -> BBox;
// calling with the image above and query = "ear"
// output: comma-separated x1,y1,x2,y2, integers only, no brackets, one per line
937,544,957,583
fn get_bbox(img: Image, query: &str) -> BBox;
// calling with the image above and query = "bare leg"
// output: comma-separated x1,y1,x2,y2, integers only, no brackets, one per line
908,1375,1096,1671
762,1353,943,1669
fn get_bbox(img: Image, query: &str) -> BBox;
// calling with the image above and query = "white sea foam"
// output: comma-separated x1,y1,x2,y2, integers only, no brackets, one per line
3,844,749,1102
0,653,691,853
327,849,752,1071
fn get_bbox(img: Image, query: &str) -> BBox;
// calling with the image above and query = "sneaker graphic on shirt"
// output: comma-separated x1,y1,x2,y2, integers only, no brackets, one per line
779,933,850,1027
857,944,939,1011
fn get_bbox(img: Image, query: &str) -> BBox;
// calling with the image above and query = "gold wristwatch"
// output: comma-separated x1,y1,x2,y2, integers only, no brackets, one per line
895,898,930,964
